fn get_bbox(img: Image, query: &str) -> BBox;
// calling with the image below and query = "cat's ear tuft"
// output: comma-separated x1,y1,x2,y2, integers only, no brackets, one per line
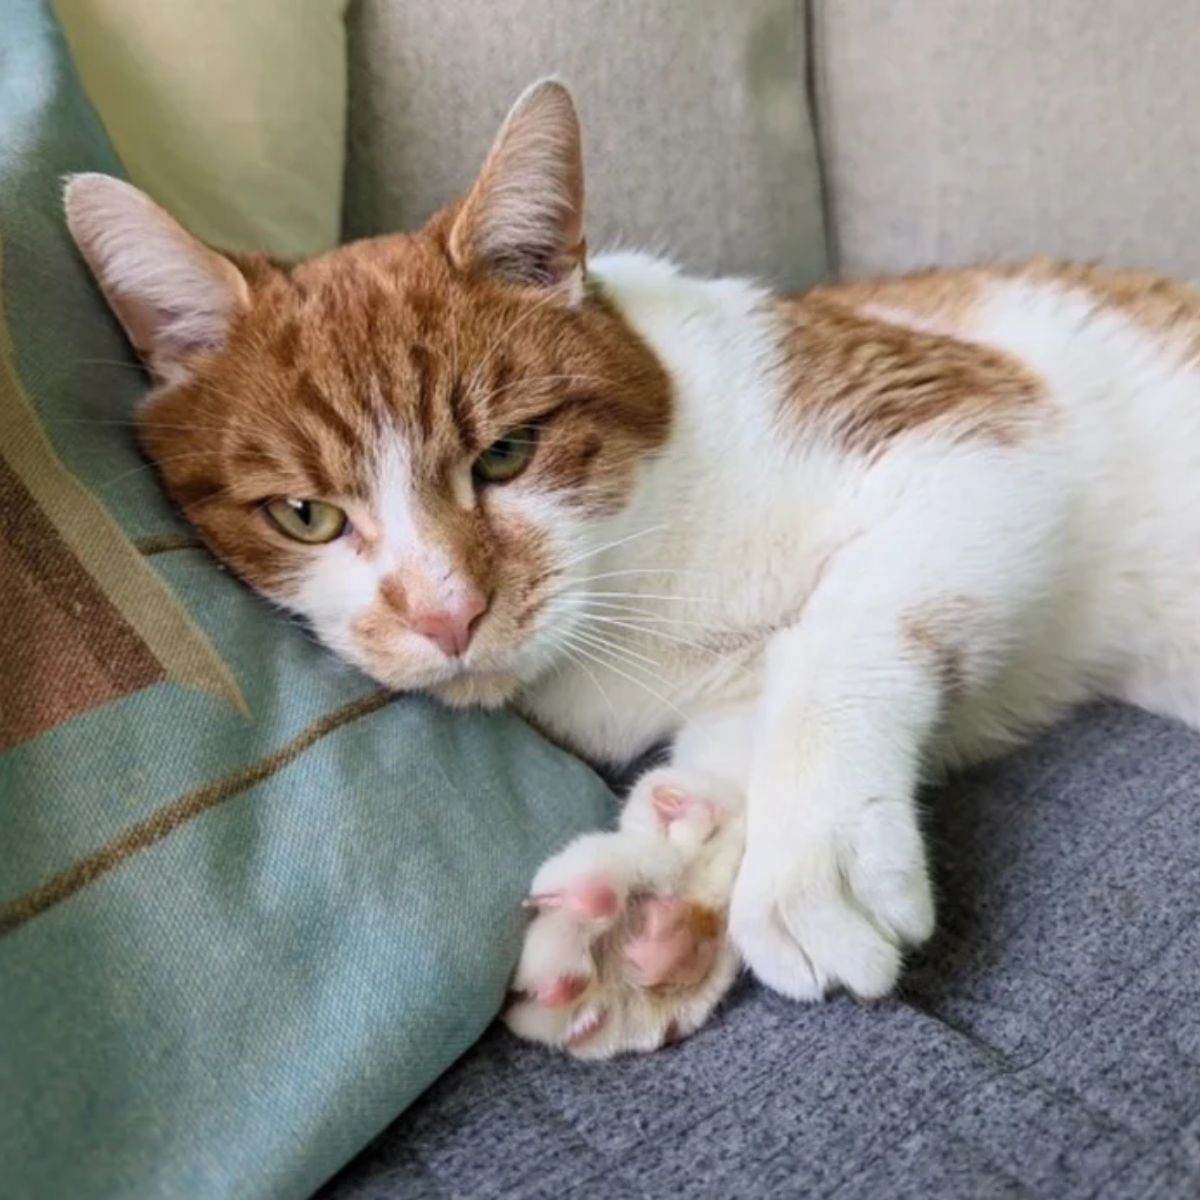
447,79,586,303
64,173,250,383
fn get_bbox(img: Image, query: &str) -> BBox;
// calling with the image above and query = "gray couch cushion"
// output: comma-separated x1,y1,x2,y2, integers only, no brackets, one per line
813,0,1200,281
321,703,1200,1198
345,0,828,290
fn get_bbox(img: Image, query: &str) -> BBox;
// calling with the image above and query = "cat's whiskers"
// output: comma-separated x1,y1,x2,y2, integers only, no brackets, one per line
569,566,715,585
574,612,708,652
555,627,688,720
70,357,149,374
177,480,248,515
560,589,716,604
541,631,618,722
46,417,231,435
569,601,715,628
566,623,664,671
97,449,221,489
558,524,668,570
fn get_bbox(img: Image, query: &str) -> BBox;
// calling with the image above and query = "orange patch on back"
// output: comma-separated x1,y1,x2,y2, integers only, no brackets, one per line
1007,258,1200,363
774,289,1044,456
809,268,987,338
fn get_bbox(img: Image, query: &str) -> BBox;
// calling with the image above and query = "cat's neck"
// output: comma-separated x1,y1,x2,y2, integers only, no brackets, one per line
515,255,846,764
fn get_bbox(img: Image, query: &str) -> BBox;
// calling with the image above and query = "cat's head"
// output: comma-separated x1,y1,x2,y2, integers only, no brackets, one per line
65,81,671,706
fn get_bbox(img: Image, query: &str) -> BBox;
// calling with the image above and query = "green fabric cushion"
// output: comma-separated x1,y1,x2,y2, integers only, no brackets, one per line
0,5,612,1197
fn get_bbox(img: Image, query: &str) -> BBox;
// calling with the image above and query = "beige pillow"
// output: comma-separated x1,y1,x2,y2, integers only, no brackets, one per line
55,0,347,260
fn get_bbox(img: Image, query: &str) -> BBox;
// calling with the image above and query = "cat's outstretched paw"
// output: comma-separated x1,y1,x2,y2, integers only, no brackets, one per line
503,769,745,1058
730,794,934,1002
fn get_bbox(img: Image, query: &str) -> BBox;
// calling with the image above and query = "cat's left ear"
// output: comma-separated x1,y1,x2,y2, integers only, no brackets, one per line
447,79,586,304
64,173,250,385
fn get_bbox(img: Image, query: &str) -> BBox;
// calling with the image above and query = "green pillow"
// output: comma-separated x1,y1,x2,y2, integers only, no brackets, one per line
0,5,613,1198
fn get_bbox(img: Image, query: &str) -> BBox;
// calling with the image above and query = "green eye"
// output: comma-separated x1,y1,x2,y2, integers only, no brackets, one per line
473,424,539,484
265,498,348,544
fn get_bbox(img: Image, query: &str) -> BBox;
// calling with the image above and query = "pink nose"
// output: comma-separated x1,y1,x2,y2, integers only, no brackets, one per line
408,591,489,658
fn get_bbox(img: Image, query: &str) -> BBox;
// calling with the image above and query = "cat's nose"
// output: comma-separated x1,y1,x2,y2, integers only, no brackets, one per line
408,589,489,658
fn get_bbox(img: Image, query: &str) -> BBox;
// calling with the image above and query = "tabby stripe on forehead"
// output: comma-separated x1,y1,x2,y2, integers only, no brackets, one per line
295,372,358,449
447,377,477,448
296,442,338,497
409,343,437,440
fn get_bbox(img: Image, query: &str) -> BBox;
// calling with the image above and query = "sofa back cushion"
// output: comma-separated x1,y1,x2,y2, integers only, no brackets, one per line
345,0,829,289
814,0,1200,280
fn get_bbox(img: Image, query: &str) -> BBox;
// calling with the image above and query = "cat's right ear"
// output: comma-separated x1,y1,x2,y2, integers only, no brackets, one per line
64,174,249,384
447,80,586,304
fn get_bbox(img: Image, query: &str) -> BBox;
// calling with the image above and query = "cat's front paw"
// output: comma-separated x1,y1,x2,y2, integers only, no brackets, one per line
503,769,745,1058
730,795,933,1002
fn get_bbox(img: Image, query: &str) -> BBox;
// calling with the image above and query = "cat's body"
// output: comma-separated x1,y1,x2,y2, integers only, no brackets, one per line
65,82,1200,1058
517,254,1200,771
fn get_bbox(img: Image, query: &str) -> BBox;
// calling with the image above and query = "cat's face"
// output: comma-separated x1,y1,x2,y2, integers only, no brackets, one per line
66,82,671,705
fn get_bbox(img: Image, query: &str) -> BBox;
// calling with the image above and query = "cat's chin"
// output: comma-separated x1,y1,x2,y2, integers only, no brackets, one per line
427,670,521,710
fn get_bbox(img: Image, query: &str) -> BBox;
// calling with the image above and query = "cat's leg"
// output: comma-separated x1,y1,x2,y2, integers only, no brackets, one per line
730,610,940,1000
504,705,754,1058
731,454,1063,1000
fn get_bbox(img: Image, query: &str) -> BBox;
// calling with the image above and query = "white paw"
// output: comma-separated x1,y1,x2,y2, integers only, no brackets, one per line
730,795,933,1002
503,769,745,1058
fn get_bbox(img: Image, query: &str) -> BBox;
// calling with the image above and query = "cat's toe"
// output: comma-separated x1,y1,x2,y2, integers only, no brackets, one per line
618,766,738,853
730,878,901,1002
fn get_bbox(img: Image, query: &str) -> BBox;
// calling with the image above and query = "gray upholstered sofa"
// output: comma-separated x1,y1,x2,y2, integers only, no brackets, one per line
320,3,1200,1197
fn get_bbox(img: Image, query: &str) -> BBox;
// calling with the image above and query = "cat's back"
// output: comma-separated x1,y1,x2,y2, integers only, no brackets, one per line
799,259,1200,470
804,259,1200,355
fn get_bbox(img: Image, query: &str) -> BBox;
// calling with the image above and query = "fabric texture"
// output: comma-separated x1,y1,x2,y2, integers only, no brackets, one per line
324,702,1200,1199
812,0,1200,280
344,0,829,290
0,6,614,1198
53,0,348,259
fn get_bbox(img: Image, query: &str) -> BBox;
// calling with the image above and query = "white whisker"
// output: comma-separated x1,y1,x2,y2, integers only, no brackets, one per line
567,624,664,670
566,601,714,628
557,630,688,720
545,635,618,722
559,590,717,604
559,524,668,569
575,612,708,651
569,567,714,584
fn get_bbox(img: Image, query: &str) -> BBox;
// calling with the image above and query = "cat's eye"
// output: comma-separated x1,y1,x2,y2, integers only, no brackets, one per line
473,425,539,484
265,498,348,544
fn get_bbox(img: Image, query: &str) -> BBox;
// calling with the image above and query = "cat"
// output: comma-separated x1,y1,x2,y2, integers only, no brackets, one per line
66,79,1200,1059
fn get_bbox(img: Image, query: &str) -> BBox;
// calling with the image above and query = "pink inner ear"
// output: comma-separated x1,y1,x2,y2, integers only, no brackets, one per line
122,296,229,370
64,174,248,380
446,80,585,299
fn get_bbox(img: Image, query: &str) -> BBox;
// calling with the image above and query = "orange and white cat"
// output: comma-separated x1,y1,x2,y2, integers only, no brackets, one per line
66,81,1200,1058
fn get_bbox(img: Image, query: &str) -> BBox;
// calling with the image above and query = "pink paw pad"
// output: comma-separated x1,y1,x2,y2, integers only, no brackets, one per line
537,974,590,1008
623,896,723,989
524,878,621,920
